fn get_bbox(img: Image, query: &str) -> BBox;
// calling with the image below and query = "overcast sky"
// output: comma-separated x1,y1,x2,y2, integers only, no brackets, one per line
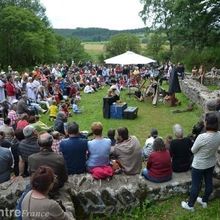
40,0,146,30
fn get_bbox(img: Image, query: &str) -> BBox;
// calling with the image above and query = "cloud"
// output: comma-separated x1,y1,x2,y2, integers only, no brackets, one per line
40,0,145,30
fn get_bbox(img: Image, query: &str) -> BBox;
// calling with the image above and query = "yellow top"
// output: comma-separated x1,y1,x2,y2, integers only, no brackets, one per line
49,105,58,117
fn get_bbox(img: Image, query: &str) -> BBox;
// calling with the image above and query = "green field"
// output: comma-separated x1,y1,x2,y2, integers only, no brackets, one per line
42,84,201,147
83,42,147,63
83,42,105,62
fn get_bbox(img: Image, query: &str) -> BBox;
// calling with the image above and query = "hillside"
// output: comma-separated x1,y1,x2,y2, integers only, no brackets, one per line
54,27,146,42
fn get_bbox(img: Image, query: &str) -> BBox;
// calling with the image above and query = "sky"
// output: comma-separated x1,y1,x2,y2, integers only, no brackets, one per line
40,0,146,30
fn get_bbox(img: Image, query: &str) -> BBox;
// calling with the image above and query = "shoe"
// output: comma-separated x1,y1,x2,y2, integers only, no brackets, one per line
181,201,195,211
196,197,207,208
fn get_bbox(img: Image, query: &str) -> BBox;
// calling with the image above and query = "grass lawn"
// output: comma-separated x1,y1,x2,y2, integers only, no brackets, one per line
97,196,220,220
41,83,202,146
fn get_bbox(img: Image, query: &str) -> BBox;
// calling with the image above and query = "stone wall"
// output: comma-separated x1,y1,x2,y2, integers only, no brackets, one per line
0,172,195,220
180,76,220,111
192,75,220,86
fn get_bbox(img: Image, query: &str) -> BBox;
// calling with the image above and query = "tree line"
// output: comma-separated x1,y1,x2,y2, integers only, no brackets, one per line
54,27,146,42
0,0,90,69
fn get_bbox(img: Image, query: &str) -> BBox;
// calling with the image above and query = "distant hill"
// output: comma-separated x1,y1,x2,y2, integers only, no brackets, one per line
53,27,146,42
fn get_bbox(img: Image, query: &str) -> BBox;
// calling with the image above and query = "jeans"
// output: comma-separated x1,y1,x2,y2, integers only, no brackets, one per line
142,168,172,183
188,166,214,207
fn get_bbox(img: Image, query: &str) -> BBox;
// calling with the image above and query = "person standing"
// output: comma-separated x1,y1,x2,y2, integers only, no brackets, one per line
0,73,5,102
5,75,16,104
181,113,220,211
167,65,181,106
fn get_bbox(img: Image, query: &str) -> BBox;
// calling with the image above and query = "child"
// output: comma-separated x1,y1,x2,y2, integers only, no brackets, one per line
75,91,81,101
51,131,63,155
60,103,69,117
72,99,82,114
49,101,58,121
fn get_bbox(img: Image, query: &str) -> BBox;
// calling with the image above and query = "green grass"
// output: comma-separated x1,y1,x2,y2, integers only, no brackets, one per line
83,42,105,62
41,84,202,146
96,196,220,220
207,85,220,91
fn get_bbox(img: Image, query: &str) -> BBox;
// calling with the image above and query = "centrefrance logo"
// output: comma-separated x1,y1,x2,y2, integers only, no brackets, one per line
0,208,49,218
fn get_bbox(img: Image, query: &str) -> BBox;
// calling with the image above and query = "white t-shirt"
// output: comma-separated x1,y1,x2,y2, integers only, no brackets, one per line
192,131,220,169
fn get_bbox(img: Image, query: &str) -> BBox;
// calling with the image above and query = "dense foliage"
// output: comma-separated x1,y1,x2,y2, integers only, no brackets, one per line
105,33,142,58
140,0,220,69
0,0,89,69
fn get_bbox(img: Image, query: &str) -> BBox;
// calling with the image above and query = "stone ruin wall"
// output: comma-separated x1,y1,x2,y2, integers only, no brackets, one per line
180,75,220,111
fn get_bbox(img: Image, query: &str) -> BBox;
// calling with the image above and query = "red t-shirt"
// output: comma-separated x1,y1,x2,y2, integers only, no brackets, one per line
16,120,29,129
5,82,16,96
147,150,172,178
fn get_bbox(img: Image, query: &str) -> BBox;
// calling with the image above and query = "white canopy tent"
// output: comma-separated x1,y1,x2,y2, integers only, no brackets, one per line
104,51,156,65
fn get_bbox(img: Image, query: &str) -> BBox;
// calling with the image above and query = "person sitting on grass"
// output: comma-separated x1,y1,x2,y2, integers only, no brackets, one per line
49,101,58,121
83,82,94,94
142,137,172,183
72,99,82,114
29,115,52,132
54,112,67,135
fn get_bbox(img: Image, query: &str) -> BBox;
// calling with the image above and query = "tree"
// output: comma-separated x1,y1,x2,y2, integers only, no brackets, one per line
105,33,141,57
140,0,220,50
0,0,49,26
56,36,90,64
140,0,175,51
145,32,167,60
0,6,57,67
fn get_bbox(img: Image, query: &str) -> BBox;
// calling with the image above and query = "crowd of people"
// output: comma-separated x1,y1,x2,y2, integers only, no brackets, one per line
0,62,220,218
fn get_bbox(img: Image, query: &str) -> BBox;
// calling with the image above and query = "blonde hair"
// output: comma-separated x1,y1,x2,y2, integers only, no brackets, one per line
91,122,103,136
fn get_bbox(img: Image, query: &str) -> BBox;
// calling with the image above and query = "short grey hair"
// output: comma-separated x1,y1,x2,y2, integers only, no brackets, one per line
38,132,53,149
173,124,183,138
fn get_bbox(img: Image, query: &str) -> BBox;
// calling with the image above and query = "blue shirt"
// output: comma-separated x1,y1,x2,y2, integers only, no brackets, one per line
60,136,88,174
87,138,111,168
0,147,13,183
